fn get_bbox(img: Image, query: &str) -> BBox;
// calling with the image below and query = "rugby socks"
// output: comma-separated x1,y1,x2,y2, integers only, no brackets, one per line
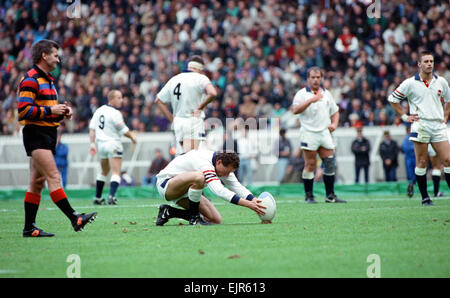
166,206,190,221
431,169,441,196
50,188,77,222
188,188,202,215
95,174,107,198
24,192,41,230
302,171,314,194
414,167,429,199
444,167,450,188
323,174,335,197
109,174,121,197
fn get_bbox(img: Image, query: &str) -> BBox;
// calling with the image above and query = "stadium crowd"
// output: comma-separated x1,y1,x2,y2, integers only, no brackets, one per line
0,0,449,137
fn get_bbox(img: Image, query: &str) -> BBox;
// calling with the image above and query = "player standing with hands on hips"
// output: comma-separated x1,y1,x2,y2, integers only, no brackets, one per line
388,50,450,206
155,55,217,153
18,39,97,237
89,90,137,205
292,67,346,204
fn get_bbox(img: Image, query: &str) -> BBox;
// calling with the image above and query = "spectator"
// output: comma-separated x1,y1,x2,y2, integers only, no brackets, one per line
401,125,416,197
351,127,371,184
0,1,448,137
335,26,359,56
276,128,292,183
379,130,400,182
54,127,69,188
142,149,169,186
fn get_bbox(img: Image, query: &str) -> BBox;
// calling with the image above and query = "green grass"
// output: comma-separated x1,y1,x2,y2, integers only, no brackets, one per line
0,195,449,278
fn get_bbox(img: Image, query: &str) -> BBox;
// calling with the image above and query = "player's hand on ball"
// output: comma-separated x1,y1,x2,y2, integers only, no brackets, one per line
252,198,267,216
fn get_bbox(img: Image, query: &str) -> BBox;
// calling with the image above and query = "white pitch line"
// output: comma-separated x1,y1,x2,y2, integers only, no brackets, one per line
0,196,448,213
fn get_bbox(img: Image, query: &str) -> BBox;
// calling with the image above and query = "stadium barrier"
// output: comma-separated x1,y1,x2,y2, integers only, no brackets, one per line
0,125,448,189
0,182,447,200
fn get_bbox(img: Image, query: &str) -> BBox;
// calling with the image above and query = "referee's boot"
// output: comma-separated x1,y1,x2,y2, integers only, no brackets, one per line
325,193,347,203
23,224,55,238
305,192,318,204
72,212,97,232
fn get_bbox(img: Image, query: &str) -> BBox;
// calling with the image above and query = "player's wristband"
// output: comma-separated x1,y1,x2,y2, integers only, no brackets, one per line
401,114,409,122
90,143,96,148
246,194,255,201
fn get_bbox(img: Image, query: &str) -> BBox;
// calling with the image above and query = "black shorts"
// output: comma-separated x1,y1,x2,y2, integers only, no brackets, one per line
22,124,57,156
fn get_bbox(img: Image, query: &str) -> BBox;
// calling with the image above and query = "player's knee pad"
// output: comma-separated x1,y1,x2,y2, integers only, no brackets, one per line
302,171,314,180
323,155,336,176
96,174,107,182
110,174,121,184
414,167,427,176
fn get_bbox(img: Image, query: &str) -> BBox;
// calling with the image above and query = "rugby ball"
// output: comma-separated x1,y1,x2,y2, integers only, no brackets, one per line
258,192,276,221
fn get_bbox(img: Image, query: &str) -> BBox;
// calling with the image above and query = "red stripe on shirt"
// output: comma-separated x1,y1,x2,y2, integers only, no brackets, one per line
206,178,220,183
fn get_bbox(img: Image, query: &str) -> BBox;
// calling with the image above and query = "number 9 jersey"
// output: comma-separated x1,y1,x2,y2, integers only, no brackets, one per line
89,105,129,142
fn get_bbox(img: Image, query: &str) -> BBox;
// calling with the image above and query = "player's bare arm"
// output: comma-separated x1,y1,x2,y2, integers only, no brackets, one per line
444,102,450,123
155,97,174,123
89,128,97,156
389,101,419,122
124,130,137,144
196,84,217,113
292,91,323,115
328,111,339,132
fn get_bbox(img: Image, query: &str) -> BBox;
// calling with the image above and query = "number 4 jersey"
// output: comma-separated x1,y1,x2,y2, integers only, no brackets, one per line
89,104,129,142
156,71,212,119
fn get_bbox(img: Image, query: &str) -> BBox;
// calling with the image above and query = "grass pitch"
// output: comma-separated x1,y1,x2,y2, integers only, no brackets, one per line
0,194,449,278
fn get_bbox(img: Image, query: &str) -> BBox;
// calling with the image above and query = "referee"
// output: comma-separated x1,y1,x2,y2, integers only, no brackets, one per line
18,39,97,237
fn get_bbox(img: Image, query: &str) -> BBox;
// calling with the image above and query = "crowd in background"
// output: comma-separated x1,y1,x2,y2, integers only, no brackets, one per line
0,0,449,138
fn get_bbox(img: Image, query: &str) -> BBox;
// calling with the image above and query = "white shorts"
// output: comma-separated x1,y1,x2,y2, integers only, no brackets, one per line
409,120,448,144
97,140,123,159
300,128,335,151
173,116,205,142
156,176,188,203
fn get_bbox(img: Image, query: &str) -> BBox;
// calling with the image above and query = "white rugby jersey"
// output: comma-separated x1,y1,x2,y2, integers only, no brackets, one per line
89,104,129,142
388,73,450,121
292,86,339,132
157,71,212,118
156,150,254,204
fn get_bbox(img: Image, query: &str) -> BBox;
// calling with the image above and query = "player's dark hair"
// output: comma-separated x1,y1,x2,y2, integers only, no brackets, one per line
189,55,204,65
307,66,323,78
31,39,60,64
216,151,240,169
420,50,433,58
